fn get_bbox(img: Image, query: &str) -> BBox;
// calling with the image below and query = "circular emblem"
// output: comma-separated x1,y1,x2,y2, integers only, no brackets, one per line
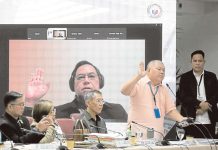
147,4,162,18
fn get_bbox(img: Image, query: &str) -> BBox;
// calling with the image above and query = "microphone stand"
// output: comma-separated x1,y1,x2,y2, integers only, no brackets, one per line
131,121,170,146
90,124,124,137
193,121,217,150
87,133,105,149
166,83,176,97
94,135,105,149
55,132,68,150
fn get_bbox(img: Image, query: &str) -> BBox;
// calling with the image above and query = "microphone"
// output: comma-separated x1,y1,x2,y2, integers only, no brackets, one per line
90,124,124,137
166,83,176,97
131,121,170,146
91,134,105,149
85,132,105,149
55,132,68,150
192,121,217,150
20,128,45,135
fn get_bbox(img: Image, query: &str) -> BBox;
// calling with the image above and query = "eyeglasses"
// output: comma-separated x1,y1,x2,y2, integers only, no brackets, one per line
95,99,105,104
75,73,97,81
11,102,25,107
50,108,56,114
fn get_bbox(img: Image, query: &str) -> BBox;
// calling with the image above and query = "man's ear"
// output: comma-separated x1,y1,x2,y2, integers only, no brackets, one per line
85,100,89,107
7,104,13,111
146,68,150,73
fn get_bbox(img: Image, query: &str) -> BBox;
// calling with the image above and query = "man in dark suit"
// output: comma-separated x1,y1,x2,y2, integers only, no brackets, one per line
178,50,218,138
56,60,127,122
0,91,44,143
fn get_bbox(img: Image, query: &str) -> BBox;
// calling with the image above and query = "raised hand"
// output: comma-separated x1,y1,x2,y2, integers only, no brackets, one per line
138,62,146,78
36,116,53,132
25,68,50,107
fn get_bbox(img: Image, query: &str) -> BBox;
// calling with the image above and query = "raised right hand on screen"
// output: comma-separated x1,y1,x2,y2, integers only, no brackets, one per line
25,68,50,107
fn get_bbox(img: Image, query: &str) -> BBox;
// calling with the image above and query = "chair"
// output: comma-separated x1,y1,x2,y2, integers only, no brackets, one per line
26,116,34,125
70,113,81,120
56,118,75,139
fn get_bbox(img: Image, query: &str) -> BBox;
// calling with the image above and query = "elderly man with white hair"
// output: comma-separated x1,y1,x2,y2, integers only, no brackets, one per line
121,60,186,140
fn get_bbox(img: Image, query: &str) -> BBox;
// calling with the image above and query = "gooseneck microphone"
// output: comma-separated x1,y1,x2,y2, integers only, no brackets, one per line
22,127,68,150
20,128,45,135
131,121,164,138
55,134,68,150
192,121,217,150
131,121,170,146
92,134,105,149
90,124,123,137
84,131,105,149
166,83,176,97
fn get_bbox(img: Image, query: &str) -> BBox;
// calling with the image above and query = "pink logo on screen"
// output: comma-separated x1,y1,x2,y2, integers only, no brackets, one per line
147,4,162,18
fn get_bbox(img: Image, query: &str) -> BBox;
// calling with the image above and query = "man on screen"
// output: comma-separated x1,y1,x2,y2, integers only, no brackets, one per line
24,60,127,122
56,60,127,121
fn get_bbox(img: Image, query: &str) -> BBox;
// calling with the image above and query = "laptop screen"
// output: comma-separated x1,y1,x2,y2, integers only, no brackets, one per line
164,123,178,141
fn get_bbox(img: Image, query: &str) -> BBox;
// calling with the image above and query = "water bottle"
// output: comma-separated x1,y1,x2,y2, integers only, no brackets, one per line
147,128,154,139
126,125,132,139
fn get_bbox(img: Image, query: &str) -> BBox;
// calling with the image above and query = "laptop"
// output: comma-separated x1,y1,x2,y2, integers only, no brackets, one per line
163,123,178,141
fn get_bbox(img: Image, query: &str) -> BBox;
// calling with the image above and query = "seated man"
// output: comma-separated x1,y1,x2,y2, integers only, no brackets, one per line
0,91,47,143
74,90,107,133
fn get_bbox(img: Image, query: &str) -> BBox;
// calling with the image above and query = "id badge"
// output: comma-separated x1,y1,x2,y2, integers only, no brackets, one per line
154,107,161,118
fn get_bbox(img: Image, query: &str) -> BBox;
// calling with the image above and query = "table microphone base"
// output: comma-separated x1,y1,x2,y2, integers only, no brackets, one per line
57,145,68,150
161,140,170,146
96,143,105,149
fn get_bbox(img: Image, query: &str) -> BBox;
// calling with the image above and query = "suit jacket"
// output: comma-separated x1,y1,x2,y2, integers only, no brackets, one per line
55,96,128,122
0,112,44,143
178,70,218,125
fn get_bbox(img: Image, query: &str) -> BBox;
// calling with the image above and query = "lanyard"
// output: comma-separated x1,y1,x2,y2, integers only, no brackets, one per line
197,74,203,97
148,82,159,106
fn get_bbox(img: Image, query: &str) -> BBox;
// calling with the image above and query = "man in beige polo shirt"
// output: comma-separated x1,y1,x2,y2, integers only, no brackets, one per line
121,60,185,140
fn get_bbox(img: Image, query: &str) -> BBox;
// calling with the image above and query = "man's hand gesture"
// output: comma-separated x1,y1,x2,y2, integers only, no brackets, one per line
25,68,50,107
138,62,146,78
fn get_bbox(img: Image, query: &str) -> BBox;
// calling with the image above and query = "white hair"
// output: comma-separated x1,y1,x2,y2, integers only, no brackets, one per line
146,60,163,71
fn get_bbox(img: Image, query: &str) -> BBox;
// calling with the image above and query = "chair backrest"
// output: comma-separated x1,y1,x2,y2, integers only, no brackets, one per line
56,118,75,139
26,116,34,125
70,113,81,120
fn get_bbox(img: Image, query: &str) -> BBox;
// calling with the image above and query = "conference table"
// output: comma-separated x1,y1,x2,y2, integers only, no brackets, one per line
0,144,216,150
0,140,217,150
123,144,217,150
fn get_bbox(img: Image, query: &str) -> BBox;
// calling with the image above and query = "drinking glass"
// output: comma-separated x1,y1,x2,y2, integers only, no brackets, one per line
136,132,143,143
176,127,185,141
67,139,75,150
